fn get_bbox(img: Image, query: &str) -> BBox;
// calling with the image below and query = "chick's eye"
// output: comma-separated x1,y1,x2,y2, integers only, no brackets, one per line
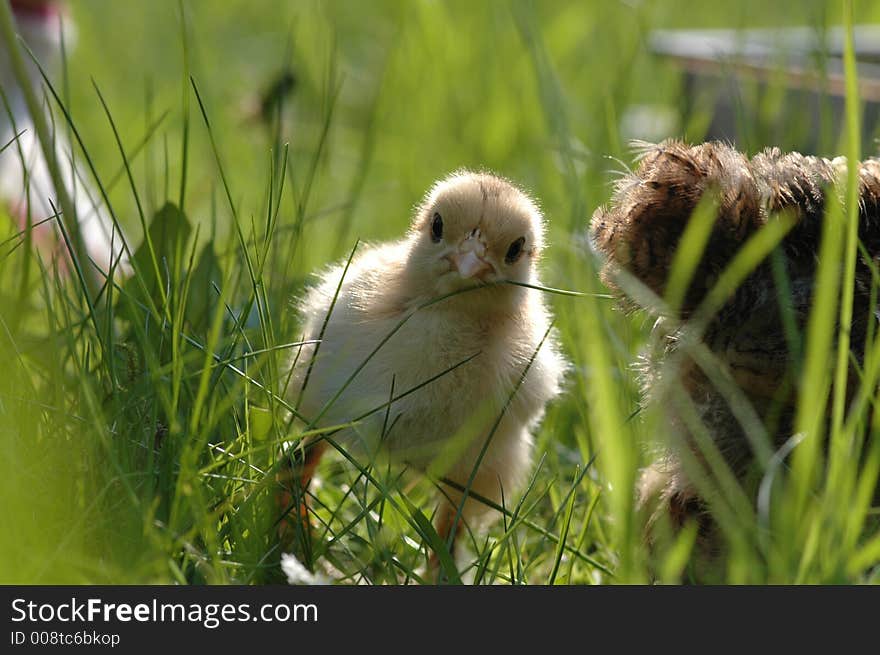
505,236,526,264
431,213,443,243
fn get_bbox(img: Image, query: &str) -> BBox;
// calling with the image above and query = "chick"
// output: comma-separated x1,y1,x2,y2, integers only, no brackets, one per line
0,1,130,278
590,140,880,569
279,170,566,569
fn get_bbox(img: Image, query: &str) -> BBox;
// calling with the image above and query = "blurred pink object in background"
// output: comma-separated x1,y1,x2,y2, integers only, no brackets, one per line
0,0,130,278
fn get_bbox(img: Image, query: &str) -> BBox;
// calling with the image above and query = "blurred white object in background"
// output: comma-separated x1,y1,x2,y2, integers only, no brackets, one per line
0,0,130,278
619,104,679,144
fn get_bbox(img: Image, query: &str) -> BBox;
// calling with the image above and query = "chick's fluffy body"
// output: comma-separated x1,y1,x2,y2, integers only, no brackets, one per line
287,172,565,525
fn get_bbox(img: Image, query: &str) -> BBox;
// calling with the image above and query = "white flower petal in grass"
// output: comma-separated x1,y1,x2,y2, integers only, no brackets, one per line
281,553,330,586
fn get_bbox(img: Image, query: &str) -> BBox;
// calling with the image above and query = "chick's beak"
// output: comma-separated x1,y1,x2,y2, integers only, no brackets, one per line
454,250,490,278
451,230,492,279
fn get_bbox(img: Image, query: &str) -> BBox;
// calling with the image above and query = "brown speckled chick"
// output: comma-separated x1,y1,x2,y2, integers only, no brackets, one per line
591,140,880,567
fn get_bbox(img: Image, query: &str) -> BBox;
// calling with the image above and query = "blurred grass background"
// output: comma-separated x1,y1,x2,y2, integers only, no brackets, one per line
1,0,879,584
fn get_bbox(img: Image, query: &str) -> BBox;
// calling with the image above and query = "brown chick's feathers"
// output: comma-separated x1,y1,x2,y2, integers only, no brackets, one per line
590,140,880,573
591,140,880,314
592,141,763,312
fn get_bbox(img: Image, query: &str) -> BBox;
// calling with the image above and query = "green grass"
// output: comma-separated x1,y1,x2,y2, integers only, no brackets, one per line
1,0,879,584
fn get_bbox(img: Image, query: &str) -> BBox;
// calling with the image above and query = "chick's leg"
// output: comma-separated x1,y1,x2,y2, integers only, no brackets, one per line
276,440,327,548
426,478,493,581
430,429,531,581
429,503,464,579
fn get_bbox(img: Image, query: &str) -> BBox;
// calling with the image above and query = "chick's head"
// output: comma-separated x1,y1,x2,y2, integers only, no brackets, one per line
405,170,545,304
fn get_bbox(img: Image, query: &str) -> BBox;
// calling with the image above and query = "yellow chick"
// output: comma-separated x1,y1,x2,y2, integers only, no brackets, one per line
280,170,566,567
